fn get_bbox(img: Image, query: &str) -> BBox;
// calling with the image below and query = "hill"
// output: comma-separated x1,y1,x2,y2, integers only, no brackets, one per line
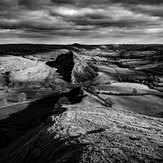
0,44,163,162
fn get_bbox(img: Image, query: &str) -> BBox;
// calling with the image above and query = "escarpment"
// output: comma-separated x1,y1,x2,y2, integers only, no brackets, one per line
46,51,98,84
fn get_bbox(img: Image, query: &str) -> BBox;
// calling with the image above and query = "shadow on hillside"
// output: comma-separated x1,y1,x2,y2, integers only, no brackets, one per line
0,126,106,163
0,87,86,149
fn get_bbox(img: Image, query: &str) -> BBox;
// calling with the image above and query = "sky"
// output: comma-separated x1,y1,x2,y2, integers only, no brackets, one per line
0,0,163,44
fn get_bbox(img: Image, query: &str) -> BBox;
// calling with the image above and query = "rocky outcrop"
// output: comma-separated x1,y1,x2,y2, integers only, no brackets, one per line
72,55,98,84
46,51,74,82
73,64,98,83
46,51,98,84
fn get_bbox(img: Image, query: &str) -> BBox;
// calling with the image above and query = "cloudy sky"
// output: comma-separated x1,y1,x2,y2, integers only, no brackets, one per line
0,0,163,44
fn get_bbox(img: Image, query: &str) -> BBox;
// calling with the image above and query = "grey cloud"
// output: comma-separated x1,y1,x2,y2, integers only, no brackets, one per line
111,0,163,5
68,17,156,29
51,0,75,5
18,0,51,10
18,0,35,9
50,0,163,7
0,0,18,11
0,0,163,44
128,5,163,18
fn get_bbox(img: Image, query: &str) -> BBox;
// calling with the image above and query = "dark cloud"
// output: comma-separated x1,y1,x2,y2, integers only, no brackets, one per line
128,5,163,18
18,0,32,6
51,0,75,5
109,0,163,5
18,0,34,9
18,0,44,10
50,0,163,7
18,0,51,10
0,0,10,7
69,17,150,28
0,0,17,11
